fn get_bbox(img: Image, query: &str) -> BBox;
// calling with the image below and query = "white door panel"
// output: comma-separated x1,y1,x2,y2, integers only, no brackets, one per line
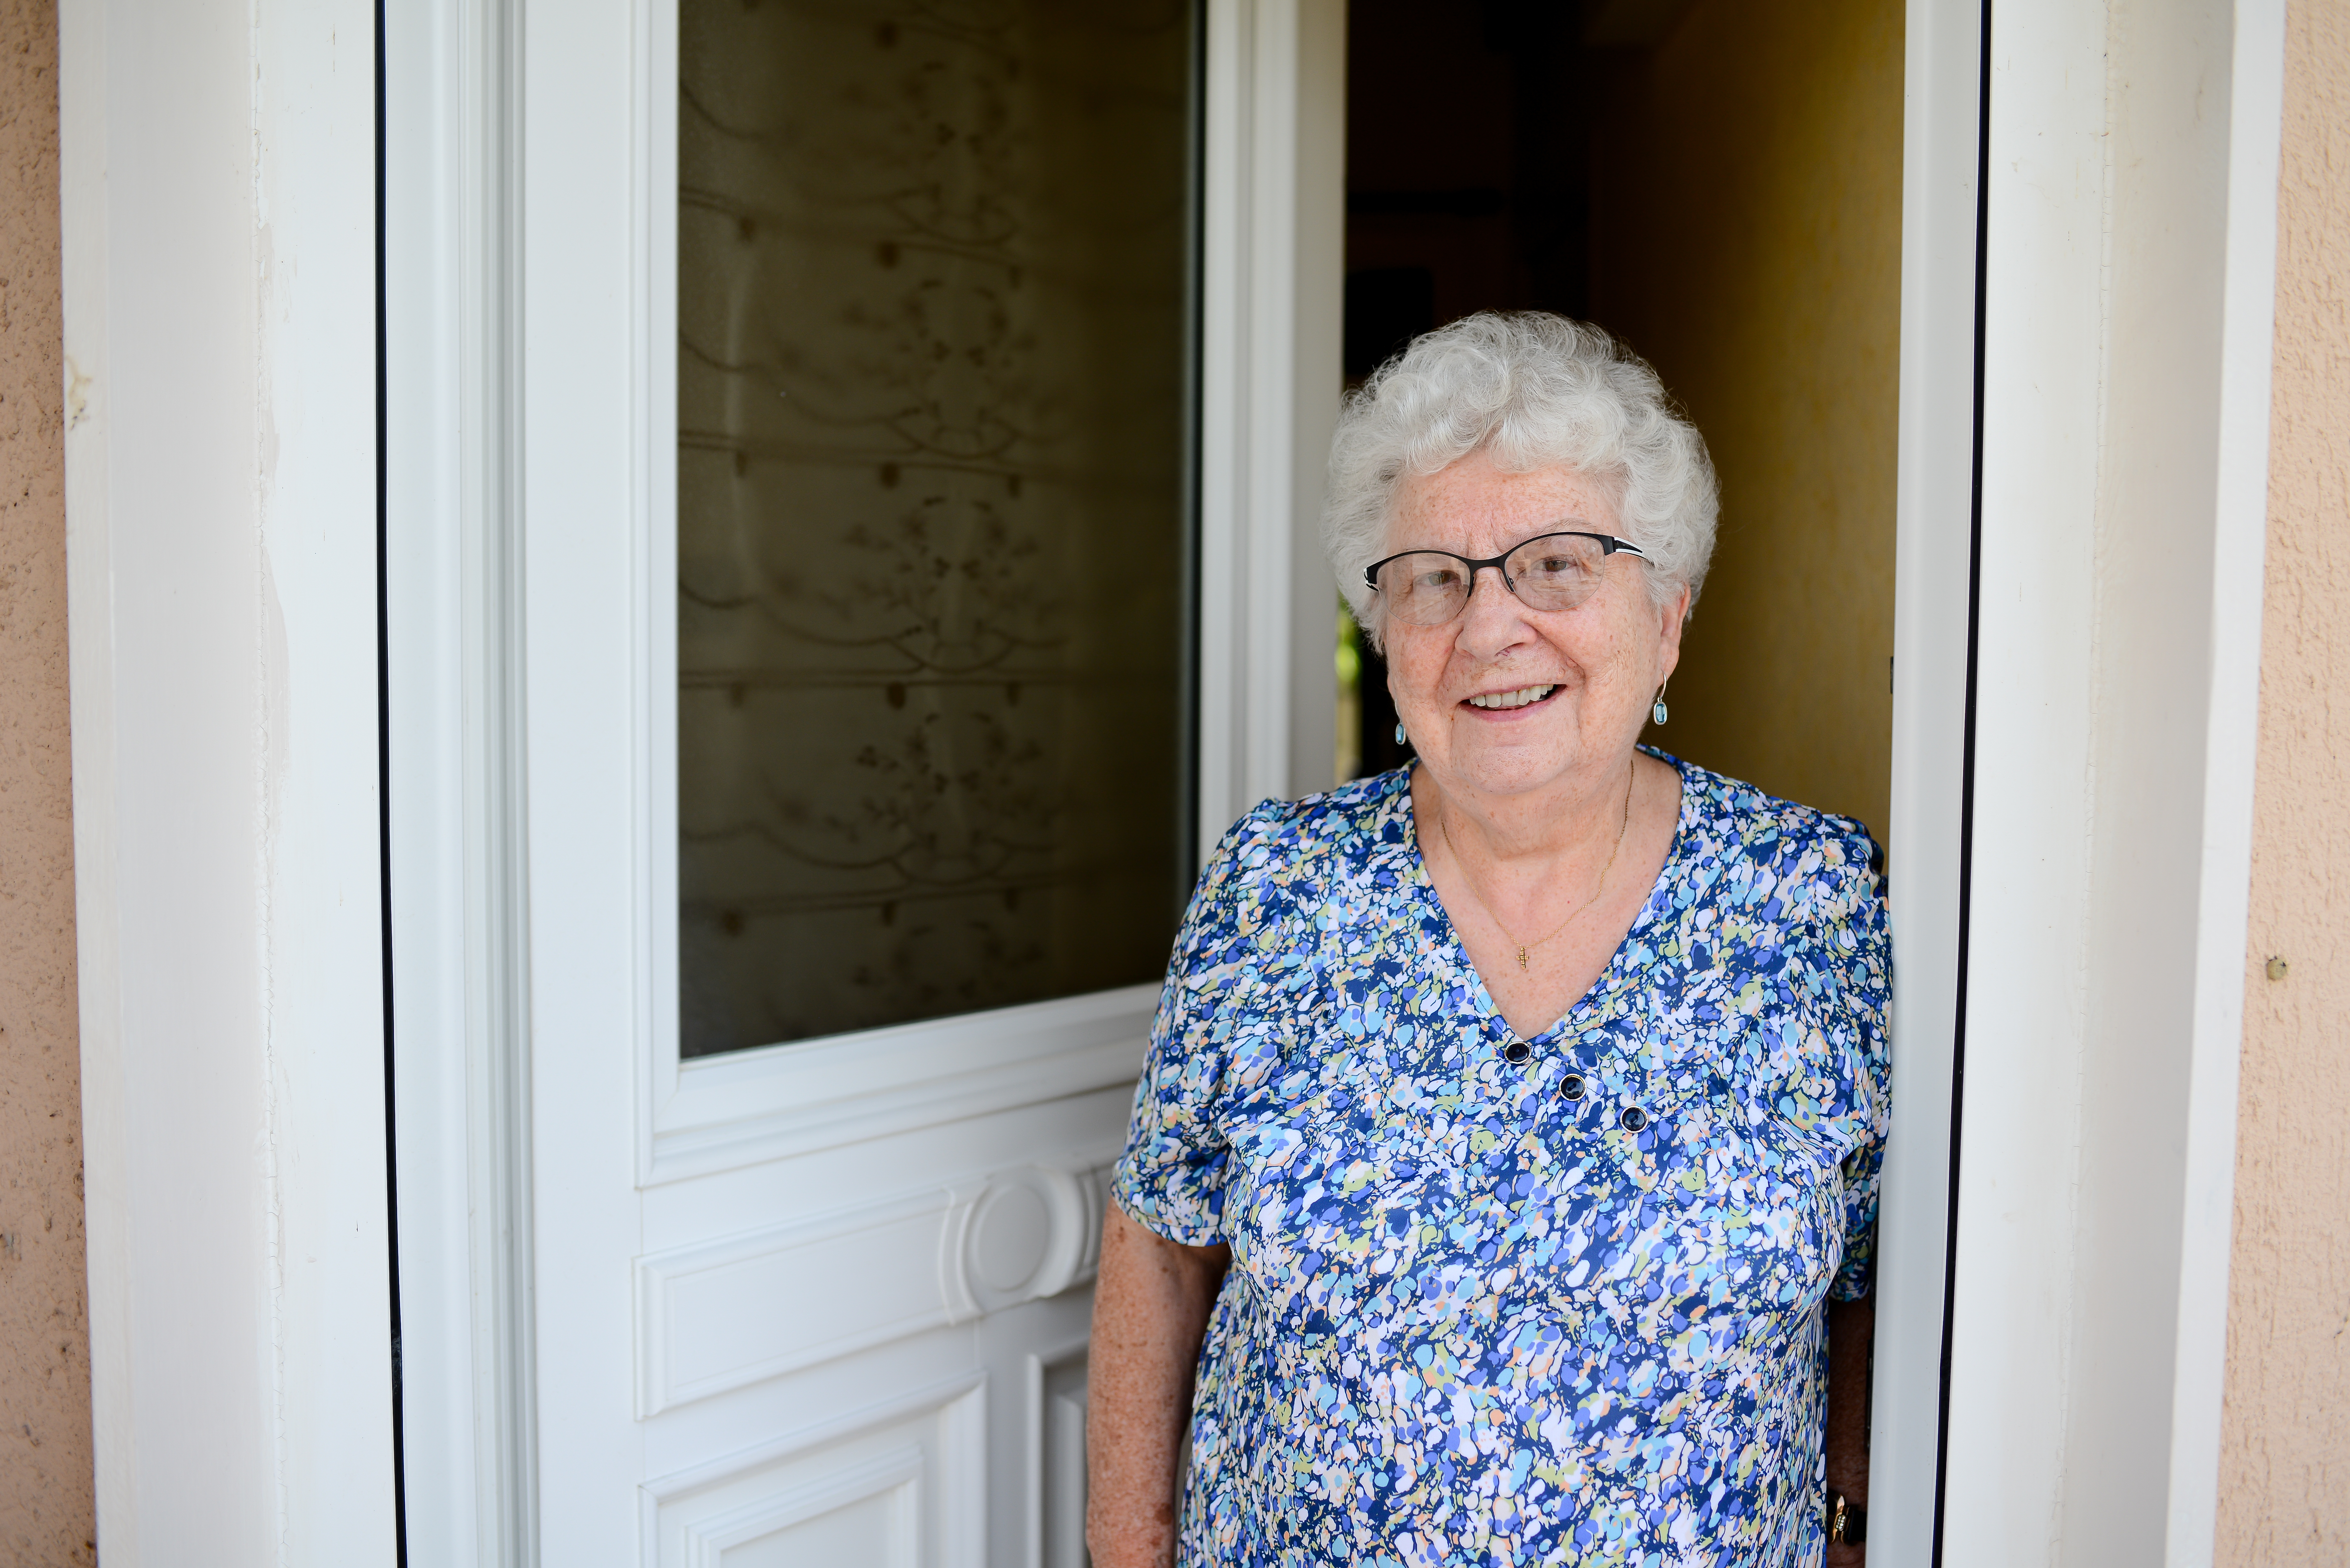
392,0,1343,1561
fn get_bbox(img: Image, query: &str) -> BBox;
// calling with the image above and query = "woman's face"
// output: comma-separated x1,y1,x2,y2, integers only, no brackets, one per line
1379,450,1688,801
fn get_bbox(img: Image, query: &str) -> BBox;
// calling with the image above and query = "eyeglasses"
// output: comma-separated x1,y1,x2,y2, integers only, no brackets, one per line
1363,530,1647,628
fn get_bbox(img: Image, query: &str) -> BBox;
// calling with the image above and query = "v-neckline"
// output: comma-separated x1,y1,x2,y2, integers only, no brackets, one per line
1397,749,1694,1048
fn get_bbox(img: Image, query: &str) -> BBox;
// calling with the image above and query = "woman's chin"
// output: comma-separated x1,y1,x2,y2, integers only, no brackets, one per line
1433,719,1597,795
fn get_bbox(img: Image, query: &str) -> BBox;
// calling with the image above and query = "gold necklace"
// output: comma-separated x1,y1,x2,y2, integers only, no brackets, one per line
1437,760,1635,971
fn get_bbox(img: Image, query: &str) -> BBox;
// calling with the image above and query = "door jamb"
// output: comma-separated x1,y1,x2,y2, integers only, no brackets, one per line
1872,1,1984,1562
384,0,539,1562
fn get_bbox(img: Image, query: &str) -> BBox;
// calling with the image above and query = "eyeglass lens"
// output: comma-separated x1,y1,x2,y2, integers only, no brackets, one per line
1373,534,1616,626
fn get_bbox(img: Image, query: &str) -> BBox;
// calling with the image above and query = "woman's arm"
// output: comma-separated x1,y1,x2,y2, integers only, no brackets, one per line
1086,1204,1231,1568
1824,1294,1875,1564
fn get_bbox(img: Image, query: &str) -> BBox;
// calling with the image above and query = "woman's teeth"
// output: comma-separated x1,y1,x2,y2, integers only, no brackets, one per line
1467,684,1557,710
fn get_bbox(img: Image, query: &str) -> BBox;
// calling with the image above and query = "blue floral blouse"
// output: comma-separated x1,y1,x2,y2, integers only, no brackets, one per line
1113,753,1890,1567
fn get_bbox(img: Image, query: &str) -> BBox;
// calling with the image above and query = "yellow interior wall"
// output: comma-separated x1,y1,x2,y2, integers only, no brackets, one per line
2219,2,2350,1558
1588,0,1904,841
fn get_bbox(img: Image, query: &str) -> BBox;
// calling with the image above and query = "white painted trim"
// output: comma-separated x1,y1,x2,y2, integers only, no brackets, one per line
639,0,682,1192
515,0,659,1553
52,5,130,1552
2167,0,2284,1556
635,1372,988,1568
1196,0,1347,850
1937,3,2289,1561
633,1189,957,1415
1021,1333,1091,1568
680,1446,924,1565
384,0,542,1560
638,1370,987,1502
628,1152,1097,1420
1872,2,1982,1562
384,0,477,1554
2057,0,2281,1555
1937,1,2109,1556
58,0,394,1561
648,988,1152,1183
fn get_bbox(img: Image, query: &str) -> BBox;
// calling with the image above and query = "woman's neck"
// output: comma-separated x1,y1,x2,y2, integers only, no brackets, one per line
1416,750,1645,873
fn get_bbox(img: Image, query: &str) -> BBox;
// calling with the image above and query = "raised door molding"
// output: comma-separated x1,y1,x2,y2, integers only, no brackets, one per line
641,1376,986,1568
642,986,1154,1186
1024,1338,1092,1568
635,1152,1117,1417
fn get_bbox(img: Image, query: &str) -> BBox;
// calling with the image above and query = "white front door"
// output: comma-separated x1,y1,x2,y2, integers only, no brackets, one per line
387,2,1344,1563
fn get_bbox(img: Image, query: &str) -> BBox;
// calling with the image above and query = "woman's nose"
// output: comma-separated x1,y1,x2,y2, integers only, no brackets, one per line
1455,567,1535,655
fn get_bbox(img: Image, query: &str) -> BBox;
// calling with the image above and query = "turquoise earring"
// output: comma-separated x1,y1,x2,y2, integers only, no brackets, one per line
1394,721,1408,746
1651,683,1670,726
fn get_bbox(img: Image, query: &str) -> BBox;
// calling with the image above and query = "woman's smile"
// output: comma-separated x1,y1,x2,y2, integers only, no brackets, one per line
1462,681,1561,713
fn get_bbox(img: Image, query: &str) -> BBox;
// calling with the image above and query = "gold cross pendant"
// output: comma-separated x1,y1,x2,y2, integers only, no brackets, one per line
1516,946,1528,971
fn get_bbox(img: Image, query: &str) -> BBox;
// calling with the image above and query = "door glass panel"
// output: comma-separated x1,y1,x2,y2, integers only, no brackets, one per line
678,0,1198,1056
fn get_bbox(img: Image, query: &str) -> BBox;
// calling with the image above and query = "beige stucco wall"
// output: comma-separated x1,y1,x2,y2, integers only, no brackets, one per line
2219,2,2350,1558
0,0,94,1561
1587,0,1903,841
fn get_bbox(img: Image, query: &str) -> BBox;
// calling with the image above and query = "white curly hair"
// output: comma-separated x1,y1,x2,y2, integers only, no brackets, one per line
1323,312,1719,649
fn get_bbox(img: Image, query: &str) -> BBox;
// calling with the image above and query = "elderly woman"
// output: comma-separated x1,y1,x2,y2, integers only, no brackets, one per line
1087,313,1889,1566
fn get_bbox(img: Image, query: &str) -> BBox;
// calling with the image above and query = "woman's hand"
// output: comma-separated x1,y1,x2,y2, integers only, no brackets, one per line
1086,1205,1231,1568
1824,1294,1875,1566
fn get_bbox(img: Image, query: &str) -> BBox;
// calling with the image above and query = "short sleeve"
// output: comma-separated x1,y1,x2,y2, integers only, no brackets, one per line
1831,1149,1883,1301
1111,808,1278,1247
1821,828,1891,1301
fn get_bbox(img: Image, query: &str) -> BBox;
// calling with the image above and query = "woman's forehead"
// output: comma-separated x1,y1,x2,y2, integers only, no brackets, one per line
1384,458,1618,552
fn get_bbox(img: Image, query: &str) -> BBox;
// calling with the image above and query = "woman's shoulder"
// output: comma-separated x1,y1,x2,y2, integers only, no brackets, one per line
1205,768,1415,891
1659,750,1884,903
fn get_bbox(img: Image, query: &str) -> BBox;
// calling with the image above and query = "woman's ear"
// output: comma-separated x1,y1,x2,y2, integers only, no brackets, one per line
1654,585,1692,682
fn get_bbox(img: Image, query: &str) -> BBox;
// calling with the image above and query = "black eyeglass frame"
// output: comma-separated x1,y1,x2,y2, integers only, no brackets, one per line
1362,530,1649,614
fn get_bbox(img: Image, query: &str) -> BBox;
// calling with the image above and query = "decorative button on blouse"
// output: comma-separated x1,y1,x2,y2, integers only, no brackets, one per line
1113,753,1891,1567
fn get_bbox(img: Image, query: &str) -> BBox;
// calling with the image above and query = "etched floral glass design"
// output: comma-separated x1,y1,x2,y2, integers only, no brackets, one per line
678,0,1197,1055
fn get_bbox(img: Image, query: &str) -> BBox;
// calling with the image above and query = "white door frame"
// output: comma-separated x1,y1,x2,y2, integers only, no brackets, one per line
1197,0,1348,841
383,0,537,1558
58,0,394,1563
56,0,2289,1559
1932,1,2286,1563
1875,5,2287,1562
1870,0,1983,1559
56,0,399,1561
1908,3,2293,1568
